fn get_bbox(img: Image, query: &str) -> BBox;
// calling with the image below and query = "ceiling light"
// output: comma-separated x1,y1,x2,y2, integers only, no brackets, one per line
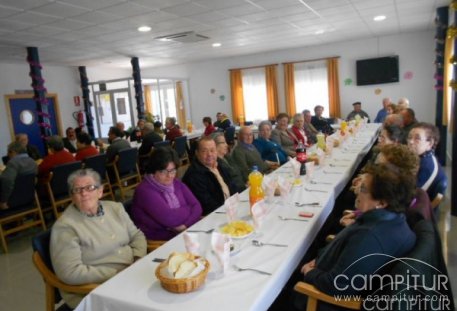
373,15,386,22
315,30,324,35
212,42,222,47
138,26,151,32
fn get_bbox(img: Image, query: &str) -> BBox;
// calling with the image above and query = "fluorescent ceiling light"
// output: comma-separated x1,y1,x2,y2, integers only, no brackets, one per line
212,42,222,47
315,30,324,35
138,26,151,32
373,15,386,22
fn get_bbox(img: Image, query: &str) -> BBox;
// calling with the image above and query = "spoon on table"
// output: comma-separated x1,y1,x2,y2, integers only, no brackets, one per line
309,180,333,185
304,187,328,193
252,240,288,247
187,228,215,234
278,215,308,222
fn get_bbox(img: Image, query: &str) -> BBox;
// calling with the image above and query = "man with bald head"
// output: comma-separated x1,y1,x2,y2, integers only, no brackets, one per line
231,126,278,183
374,98,391,123
182,136,237,215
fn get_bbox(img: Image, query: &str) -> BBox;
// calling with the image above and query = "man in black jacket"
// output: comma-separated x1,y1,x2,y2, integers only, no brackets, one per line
182,136,238,215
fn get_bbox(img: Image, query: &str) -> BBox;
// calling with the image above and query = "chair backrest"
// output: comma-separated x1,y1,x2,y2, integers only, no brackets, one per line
8,173,36,209
153,140,171,148
2,155,8,165
84,154,108,180
224,126,236,144
173,136,187,158
49,161,83,198
116,148,138,175
32,229,53,272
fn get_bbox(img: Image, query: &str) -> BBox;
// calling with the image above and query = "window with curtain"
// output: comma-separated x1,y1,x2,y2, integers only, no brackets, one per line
294,60,330,117
241,68,268,122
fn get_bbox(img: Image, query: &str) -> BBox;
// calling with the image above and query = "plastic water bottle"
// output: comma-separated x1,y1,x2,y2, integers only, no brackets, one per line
248,166,265,211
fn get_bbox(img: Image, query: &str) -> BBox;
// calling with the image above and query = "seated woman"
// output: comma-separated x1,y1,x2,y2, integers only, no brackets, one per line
202,116,216,137
253,120,288,165
131,147,202,240
75,132,99,161
270,112,296,157
299,163,416,303
407,122,447,210
50,169,146,309
377,124,404,147
290,113,308,146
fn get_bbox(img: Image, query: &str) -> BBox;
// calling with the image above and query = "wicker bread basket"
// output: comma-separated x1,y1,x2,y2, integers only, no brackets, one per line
155,257,210,293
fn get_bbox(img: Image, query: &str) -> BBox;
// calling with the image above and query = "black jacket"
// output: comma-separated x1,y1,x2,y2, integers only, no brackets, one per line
182,158,237,215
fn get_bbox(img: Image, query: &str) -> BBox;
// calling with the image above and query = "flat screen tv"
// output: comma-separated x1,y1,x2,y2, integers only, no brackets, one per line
356,56,399,86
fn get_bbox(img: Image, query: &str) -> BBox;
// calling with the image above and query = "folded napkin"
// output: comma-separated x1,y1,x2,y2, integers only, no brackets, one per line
277,176,292,201
251,199,268,230
211,232,231,274
183,232,200,255
224,193,239,222
262,175,277,203
290,158,301,178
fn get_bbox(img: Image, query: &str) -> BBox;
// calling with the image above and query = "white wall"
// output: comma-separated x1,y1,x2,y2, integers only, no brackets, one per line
0,30,438,158
142,30,436,127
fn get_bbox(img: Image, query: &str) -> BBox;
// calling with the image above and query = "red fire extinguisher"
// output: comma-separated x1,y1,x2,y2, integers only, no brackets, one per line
73,110,85,129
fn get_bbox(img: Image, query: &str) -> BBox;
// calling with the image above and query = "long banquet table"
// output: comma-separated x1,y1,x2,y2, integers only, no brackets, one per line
75,123,381,311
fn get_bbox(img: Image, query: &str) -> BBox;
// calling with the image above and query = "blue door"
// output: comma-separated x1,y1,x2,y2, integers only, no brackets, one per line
7,95,60,156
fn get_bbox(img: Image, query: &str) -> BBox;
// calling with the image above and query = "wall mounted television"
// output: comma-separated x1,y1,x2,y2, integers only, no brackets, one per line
356,56,399,86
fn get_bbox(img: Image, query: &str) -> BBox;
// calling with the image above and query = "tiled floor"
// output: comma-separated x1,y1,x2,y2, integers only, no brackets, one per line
1,167,455,311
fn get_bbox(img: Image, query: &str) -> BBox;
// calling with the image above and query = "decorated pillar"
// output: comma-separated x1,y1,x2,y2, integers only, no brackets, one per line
131,57,145,120
434,7,448,165
78,66,95,138
449,2,457,216
27,47,52,148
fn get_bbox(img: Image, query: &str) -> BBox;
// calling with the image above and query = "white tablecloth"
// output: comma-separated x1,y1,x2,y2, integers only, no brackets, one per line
75,124,380,311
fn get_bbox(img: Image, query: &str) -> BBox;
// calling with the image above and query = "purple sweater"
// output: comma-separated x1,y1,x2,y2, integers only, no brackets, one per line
131,176,202,240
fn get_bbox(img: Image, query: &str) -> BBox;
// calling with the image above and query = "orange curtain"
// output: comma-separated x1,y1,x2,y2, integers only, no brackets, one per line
144,85,153,114
175,81,186,129
265,65,279,120
327,58,341,118
230,69,245,124
283,63,296,116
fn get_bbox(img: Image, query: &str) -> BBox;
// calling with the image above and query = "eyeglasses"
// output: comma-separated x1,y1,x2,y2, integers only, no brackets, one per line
71,184,99,194
158,168,177,175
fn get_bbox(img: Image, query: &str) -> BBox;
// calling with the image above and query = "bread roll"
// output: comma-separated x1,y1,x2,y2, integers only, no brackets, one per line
174,260,198,278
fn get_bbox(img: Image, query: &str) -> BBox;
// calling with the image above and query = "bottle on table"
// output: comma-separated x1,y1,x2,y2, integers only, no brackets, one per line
249,166,265,211
316,131,325,150
295,141,307,176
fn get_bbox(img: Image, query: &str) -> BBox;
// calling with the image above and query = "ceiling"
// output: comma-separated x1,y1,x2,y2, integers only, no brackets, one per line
0,0,450,69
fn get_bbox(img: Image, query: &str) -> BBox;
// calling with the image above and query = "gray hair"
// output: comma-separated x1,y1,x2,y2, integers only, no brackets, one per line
143,122,154,134
292,113,304,122
67,169,101,194
258,120,272,131
7,141,27,154
210,132,225,141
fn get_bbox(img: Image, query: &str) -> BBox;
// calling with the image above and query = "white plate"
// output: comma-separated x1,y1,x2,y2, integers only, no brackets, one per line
219,221,255,240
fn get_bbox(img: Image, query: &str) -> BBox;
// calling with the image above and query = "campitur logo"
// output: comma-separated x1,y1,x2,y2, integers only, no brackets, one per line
332,253,451,310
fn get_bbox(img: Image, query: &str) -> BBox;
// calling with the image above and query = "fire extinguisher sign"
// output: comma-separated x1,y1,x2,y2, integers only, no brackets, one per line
74,96,80,106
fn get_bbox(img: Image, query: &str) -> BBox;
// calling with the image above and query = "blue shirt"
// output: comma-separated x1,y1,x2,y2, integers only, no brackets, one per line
417,150,447,202
253,137,288,164
374,108,388,123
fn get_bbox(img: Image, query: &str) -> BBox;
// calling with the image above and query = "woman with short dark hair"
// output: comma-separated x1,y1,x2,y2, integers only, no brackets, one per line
132,147,202,240
300,163,416,301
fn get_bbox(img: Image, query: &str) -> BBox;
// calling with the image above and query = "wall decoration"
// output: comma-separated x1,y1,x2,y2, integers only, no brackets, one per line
344,78,352,85
374,88,382,95
210,88,216,94
219,95,225,101
403,71,413,80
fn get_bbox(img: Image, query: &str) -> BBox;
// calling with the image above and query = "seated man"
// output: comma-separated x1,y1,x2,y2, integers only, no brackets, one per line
16,133,42,161
164,117,183,142
346,101,370,122
401,108,418,143
130,119,145,142
215,113,232,131
0,141,38,210
106,126,131,163
311,105,333,135
303,109,319,144
38,135,76,179
138,122,163,157
253,120,288,165
182,137,237,215
63,127,77,153
231,126,278,183
116,121,130,139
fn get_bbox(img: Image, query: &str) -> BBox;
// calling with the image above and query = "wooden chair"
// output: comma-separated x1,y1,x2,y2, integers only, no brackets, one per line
83,154,115,200
172,135,189,165
42,161,83,219
147,240,166,253
32,230,98,311
153,140,171,148
224,126,236,149
108,148,141,201
0,173,46,253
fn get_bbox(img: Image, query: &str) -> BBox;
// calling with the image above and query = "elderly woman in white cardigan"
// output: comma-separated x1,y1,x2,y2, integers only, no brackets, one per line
50,168,146,309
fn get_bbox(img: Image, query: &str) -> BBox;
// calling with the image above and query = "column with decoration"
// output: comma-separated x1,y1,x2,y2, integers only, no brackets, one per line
27,47,52,152
131,57,145,121
78,66,95,139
